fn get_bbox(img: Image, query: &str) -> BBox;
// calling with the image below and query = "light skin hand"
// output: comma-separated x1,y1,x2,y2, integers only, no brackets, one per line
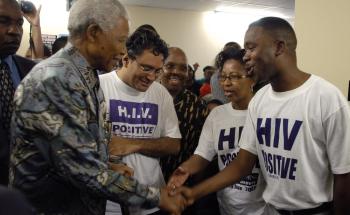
109,136,141,156
108,162,134,177
159,187,186,215
23,5,41,26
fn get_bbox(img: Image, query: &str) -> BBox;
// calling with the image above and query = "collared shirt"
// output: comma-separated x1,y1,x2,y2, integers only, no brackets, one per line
10,43,160,214
3,55,21,88
160,89,208,181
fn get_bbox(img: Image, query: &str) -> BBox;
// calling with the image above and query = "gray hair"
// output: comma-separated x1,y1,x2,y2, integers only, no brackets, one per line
68,0,129,39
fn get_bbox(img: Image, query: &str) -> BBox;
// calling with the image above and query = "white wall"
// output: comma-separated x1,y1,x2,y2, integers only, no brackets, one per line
18,2,289,79
295,0,350,98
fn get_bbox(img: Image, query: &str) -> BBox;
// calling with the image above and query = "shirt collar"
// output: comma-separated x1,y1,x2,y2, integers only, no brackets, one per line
64,42,99,90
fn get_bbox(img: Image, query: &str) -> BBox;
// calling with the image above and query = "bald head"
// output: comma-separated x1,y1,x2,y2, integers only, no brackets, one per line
168,47,187,61
249,17,297,52
162,47,188,97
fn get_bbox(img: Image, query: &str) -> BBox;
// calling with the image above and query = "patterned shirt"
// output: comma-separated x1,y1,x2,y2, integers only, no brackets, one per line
10,43,160,215
160,89,208,181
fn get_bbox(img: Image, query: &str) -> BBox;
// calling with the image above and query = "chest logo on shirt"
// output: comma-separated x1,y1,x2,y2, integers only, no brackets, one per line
109,100,158,137
218,127,243,167
257,118,303,180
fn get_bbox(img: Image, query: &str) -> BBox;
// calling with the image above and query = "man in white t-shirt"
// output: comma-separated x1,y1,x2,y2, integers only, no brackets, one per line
100,29,181,215
175,17,350,215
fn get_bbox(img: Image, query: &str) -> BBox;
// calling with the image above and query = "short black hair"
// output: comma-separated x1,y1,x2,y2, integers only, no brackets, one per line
203,65,215,72
250,17,297,51
126,28,168,60
52,36,68,54
135,24,158,35
223,42,241,51
216,47,245,72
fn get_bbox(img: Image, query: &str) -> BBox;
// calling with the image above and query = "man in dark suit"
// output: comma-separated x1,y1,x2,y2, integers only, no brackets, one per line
0,0,35,185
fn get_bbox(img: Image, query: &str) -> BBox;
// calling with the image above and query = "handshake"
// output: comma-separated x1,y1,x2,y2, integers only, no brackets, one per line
159,167,197,215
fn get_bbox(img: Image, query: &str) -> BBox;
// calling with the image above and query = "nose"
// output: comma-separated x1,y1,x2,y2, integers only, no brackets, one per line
146,71,158,81
243,50,249,63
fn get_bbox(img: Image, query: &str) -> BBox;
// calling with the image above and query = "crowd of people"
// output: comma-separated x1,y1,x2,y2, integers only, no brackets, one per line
0,0,349,215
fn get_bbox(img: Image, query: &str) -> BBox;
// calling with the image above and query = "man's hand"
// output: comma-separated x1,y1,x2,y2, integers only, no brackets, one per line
175,186,196,207
167,166,190,190
159,187,186,215
109,136,140,156
109,162,134,177
23,4,41,26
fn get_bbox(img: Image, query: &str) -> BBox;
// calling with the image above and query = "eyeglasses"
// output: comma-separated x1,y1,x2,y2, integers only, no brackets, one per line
134,59,163,75
218,74,248,82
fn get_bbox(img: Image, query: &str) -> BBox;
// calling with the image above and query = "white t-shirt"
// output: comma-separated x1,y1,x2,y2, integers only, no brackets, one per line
194,103,266,215
99,71,181,215
240,75,350,210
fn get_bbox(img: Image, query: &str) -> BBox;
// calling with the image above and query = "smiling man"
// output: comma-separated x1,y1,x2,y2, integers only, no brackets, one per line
99,29,182,215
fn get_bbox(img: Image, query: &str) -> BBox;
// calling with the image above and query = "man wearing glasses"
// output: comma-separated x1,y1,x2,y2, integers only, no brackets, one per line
99,28,181,215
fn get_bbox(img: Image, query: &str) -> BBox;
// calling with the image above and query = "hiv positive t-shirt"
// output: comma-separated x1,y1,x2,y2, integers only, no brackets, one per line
240,75,350,210
99,71,181,215
194,103,265,215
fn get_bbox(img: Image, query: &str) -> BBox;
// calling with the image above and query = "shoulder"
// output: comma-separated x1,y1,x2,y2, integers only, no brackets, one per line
13,55,36,75
149,81,173,98
21,55,83,92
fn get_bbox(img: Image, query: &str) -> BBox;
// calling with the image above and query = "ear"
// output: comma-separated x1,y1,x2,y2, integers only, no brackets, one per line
122,55,130,68
86,24,103,43
275,40,286,57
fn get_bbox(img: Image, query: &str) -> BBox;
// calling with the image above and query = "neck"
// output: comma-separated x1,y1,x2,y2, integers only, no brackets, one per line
270,67,310,92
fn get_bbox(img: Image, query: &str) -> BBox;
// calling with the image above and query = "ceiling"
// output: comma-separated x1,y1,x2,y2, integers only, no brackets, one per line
119,0,295,20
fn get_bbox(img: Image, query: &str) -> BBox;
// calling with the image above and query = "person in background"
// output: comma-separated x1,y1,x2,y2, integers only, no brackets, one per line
176,16,350,215
22,3,44,59
9,0,185,214
168,47,266,215
0,0,36,186
185,64,201,96
160,47,220,215
100,29,182,215
199,65,215,97
25,44,51,60
51,36,68,54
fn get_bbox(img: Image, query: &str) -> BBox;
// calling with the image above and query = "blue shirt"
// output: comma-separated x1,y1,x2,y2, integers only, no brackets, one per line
3,55,21,88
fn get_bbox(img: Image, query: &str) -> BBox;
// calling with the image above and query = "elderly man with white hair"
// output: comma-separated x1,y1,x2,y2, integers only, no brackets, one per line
9,0,185,214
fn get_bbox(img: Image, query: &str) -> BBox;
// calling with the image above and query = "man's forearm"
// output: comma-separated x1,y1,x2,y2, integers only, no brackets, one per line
133,137,181,157
334,173,350,215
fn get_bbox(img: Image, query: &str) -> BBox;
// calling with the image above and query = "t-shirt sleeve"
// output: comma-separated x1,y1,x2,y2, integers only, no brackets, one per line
324,103,350,174
194,110,216,161
161,89,181,139
239,106,258,155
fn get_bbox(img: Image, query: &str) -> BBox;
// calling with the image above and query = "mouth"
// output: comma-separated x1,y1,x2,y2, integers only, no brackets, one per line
139,77,152,89
168,75,182,85
223,90,234,97
245,65,254,77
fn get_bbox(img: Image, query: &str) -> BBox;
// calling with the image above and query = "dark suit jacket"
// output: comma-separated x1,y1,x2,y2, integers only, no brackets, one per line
0,185,35,215
0,55,35,185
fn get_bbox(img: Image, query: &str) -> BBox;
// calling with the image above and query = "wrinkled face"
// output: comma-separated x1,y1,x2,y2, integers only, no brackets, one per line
89,17,129,72
219,59,254,105
243,26,276,83
126,49,164,92
161,49,188,96
0,1,23,58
